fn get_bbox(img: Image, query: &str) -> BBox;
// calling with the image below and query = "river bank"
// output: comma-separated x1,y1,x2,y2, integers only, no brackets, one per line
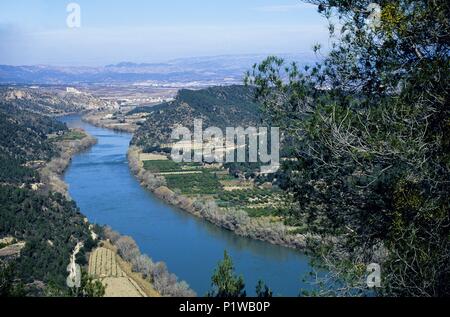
43,127,163,297
38,124,158,297
83,111,137,133
63,115,314,295
59,115,198,296
88,240,160,297
82,111,312,250
39,129,97,198
128,146,311,251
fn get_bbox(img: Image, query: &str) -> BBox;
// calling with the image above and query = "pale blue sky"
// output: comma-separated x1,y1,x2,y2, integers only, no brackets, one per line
0,0,329,66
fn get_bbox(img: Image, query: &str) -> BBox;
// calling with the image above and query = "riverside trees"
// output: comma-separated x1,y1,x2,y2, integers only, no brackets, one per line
103,228,196,297
207,251,273,297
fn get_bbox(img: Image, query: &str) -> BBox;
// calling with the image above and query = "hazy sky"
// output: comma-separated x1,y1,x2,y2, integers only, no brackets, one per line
0,0,329,66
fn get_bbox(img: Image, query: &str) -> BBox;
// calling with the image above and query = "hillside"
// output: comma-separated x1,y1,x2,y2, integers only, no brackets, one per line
0,87,118,115
131,85,261,151
0,101,95,296
0,102,65,184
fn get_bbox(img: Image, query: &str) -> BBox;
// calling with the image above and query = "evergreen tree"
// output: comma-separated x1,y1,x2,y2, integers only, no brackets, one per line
256,280,273,298
0,263,26,297
247,0,449,296
208,251,246,297
69,270,105,298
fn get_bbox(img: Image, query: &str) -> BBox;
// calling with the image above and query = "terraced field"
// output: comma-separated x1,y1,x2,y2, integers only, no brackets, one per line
89,247,125,278
142,158,286,216
88,247,147,297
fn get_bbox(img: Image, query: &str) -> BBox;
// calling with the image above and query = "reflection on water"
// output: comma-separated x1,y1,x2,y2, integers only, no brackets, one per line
62,115,313,296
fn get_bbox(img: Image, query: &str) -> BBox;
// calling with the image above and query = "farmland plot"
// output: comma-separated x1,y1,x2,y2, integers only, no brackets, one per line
89,247,125,278
88,247,147,297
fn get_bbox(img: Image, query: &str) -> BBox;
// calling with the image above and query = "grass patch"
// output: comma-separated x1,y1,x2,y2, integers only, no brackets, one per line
217,188,283,217
143,160,181,173
165,170,223,195
143,159,283,218
288,225,309,235
217,174,237,181
243,207,279,218
52,130,86,142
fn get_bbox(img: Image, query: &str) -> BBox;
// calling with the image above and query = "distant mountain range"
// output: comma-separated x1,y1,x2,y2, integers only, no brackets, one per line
0,53,318,85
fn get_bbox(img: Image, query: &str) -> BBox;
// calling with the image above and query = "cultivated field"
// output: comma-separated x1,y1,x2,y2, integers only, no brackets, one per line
142,159,286,217
88,247,148,297
89,247,125,278
138,153,168,161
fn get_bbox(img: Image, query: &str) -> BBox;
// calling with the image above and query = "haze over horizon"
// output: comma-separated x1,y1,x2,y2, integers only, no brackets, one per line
0,52,319,68
0,0,328,67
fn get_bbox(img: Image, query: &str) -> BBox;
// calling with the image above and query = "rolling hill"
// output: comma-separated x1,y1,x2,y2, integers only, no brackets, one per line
131,85,262,152
0,99,94,296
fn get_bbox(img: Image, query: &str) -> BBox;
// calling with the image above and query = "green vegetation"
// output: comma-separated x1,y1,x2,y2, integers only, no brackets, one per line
143,160,179,172
217,188,281,217
143,159,282,215
0,263,26,297
51,130,86,142
45,269,105,297
247,0,449,296
0,100,69,185
69,270,105,297
165,171,222,195
0,154,36,184
143,160,223,195
218,188,276,205
208,251,272,297
0,185,93,292
256,280,273,298
243,207,278,218
132,85,261,151
208,251,246,297
127,101,171,116
0,101,66,174
0,100,97,296
133,84,283,212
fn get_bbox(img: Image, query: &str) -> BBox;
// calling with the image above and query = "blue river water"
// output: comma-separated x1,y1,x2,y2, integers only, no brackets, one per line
62,115,313,296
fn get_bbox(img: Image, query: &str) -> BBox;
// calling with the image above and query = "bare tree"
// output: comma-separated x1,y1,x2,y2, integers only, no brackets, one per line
115,236,140,262
131,255,154,279
103,226,121,244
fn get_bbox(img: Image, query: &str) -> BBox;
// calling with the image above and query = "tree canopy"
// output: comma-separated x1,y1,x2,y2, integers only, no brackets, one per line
208,251,246,297
247,0,449,296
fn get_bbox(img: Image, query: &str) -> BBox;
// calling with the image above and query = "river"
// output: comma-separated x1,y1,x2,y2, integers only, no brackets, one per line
62,115,314,296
